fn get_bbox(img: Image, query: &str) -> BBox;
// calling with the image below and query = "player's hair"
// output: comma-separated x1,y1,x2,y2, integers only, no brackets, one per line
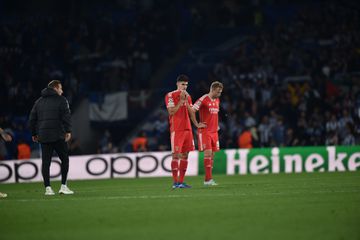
210,81,223,90
176,74,189,82
48,80,62,89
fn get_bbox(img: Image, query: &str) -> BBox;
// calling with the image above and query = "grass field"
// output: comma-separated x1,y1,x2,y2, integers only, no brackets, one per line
0,172,359,240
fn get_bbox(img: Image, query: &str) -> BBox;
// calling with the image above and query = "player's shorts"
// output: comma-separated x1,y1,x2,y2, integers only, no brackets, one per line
197,130,220,152
170,130,195,154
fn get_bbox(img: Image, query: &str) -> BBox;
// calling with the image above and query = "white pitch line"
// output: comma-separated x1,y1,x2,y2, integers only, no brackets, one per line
3,189,360,202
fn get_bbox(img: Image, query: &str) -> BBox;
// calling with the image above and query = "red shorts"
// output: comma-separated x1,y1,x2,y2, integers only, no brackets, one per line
170,130,195,154
197,130,220,152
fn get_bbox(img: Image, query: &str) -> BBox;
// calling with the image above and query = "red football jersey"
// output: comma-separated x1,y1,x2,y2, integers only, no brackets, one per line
165,90,193,132
193,94,220,133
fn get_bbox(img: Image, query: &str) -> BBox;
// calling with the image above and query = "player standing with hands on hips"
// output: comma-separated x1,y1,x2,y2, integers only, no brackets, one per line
190,81,223,186
29,80,74,195
165,74,206,189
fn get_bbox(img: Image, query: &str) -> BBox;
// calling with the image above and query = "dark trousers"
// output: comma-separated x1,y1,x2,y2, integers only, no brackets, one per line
41,140,69,187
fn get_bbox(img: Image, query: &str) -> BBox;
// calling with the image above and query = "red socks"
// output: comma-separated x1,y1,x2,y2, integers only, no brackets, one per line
172,159,188,183
204,157,212,181
173,158,213,183
179,159,188,183
171,160,179,183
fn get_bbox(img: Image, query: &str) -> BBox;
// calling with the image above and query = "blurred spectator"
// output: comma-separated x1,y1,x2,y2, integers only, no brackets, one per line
0,127,13,160
338,109,354,140
271,118,285,147
98,130,118,154
258,115,271,147
250,126,259,148
132,131,148,152
17,140,31,160
244,111,256,128
153,113,168,137
325,130,339,146
326,114,338,133
342,123,356,146
285,128,299,146
3,128,17,159
238,127,253,149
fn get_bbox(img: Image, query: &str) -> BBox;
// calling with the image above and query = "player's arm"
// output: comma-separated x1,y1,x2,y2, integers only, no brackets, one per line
188,108,201,128
167,91,186,116
60,97,72,142
0,128,12,142
188,99,206,129
167,100,184,115
29,100,39,142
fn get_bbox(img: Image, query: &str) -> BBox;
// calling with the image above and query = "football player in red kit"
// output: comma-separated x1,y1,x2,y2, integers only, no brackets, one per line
165,74,205,189
190,81,223,186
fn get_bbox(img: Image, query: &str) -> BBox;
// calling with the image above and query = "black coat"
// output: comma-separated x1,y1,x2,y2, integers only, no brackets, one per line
29,88,72,143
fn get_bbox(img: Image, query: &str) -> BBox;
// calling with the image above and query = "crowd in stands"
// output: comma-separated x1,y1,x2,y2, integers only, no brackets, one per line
0,0,196,159
134,1,360,152
1,1,359,158
210,2,360,149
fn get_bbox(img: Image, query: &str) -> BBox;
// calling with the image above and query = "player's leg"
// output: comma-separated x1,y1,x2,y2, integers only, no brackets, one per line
170,131,180,188
198,131,213,184
205,133,220,186
203,149,213,183
54,140,69,185
204,149,217,186
41,143,55,195
171,153,180,188
177,130,194,188
211,151,215,170
178,151,189,185
54,140,73,194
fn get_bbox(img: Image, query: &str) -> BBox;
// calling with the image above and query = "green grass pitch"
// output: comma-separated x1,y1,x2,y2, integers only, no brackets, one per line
0,172,359,240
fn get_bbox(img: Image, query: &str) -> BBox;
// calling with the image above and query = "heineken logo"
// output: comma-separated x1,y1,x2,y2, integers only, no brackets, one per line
223,146,360,175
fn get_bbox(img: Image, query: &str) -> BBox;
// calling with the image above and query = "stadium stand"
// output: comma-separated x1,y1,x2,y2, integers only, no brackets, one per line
0,0,359,159
125,1,360,152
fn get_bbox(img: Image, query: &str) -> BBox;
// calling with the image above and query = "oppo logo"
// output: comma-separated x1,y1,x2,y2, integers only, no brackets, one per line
0,160,61,182
0,153,173,183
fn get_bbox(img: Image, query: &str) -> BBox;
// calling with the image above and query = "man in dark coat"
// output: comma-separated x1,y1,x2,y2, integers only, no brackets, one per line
29,80,74,195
